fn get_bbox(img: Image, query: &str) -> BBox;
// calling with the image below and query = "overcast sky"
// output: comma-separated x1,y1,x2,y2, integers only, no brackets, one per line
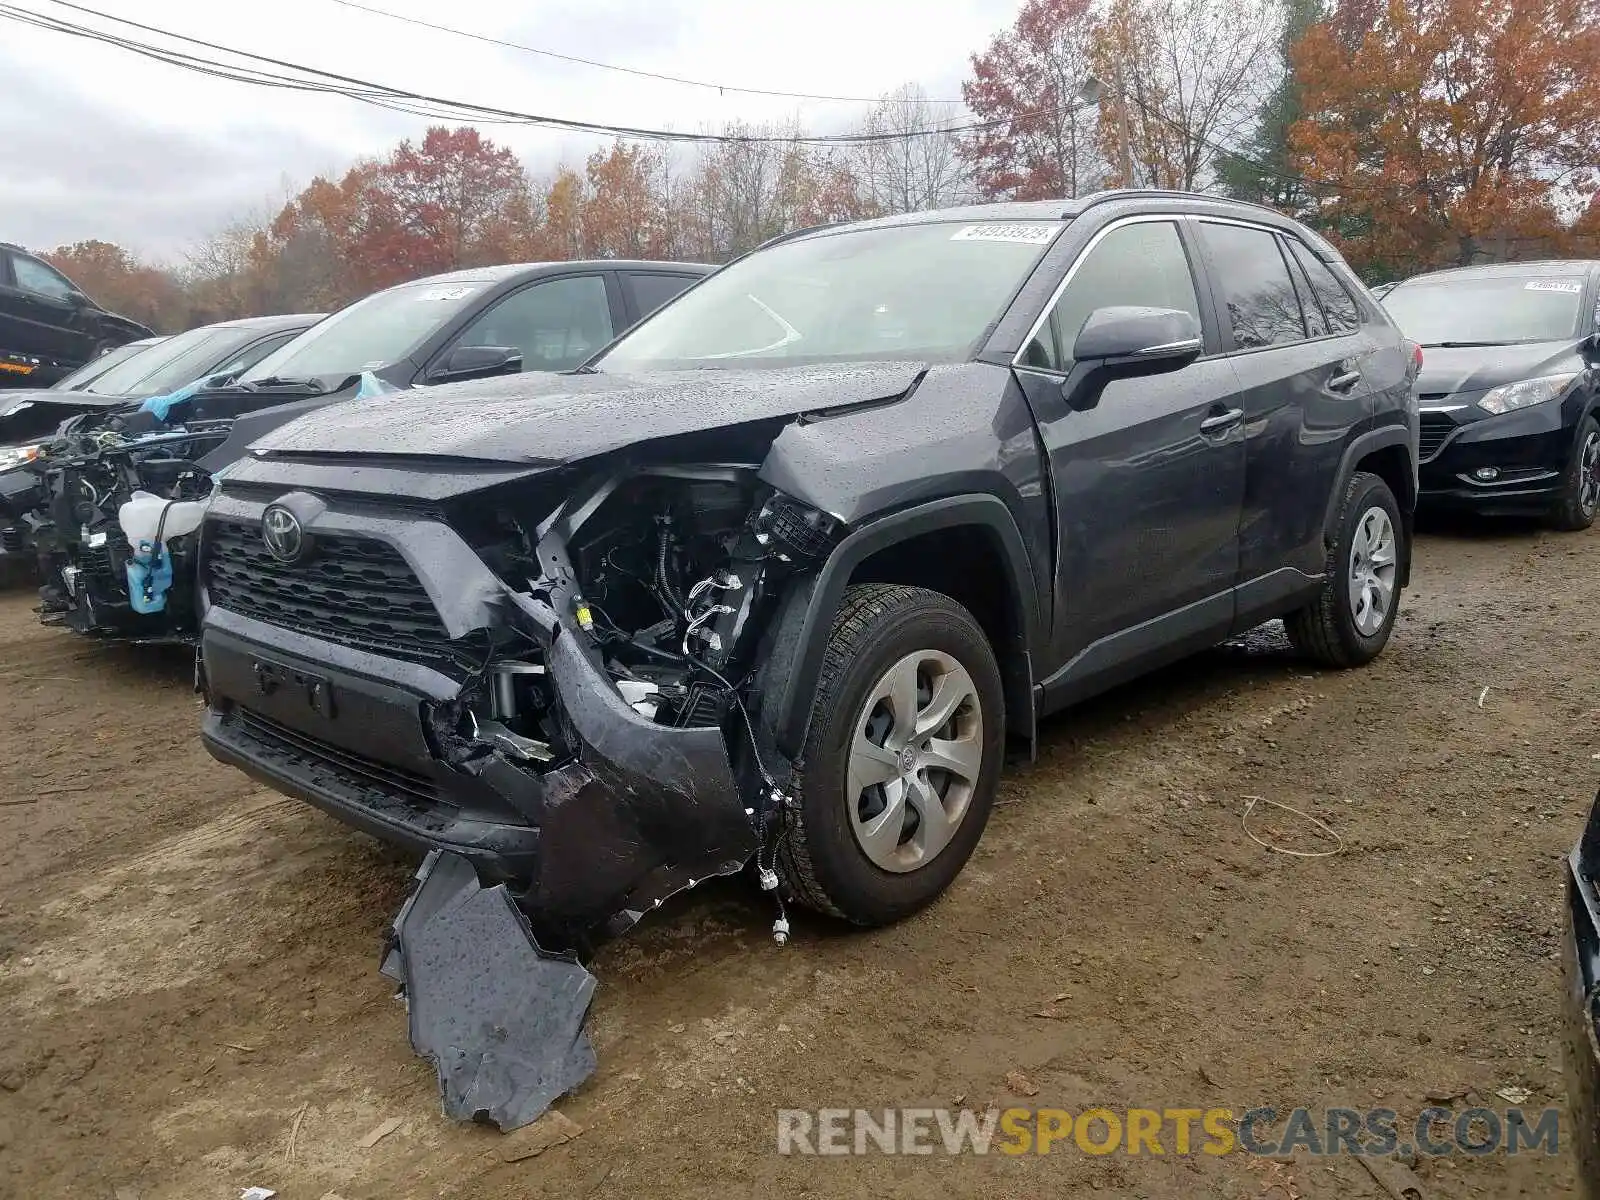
0,0,1017,263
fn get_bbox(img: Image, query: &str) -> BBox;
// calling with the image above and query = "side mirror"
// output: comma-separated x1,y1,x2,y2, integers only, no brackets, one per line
1061,306,1203,411
426,344,523,385
66,290,91,308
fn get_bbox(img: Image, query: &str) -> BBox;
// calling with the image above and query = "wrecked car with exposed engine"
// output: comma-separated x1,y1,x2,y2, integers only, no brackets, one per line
26,260,709,643
197,192,1421,977
6,316,320,589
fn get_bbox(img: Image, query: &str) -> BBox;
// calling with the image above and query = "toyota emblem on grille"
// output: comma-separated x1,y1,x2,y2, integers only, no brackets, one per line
261,504,306,563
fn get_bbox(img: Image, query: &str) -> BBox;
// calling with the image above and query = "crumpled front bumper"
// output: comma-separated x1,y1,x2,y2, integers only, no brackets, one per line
197,494,762,949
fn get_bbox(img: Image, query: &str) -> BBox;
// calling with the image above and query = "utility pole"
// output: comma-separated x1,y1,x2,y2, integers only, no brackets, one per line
1112,59,1136,187
1080,71,1138,189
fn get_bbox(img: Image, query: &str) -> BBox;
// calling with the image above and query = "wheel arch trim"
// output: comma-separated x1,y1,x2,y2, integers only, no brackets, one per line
770,494,1040,761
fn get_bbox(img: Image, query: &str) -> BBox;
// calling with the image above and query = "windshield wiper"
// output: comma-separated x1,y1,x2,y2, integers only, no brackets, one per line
1421,340,1518,348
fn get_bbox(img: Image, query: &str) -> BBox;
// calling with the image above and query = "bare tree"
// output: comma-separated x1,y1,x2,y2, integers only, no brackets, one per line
852,84,972,214
1094,0,1284,191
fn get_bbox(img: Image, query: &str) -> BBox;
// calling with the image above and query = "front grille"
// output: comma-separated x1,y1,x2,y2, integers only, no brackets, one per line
0,526,23,553
1419,411,1458,461
205,519,487,669
237,708,444,808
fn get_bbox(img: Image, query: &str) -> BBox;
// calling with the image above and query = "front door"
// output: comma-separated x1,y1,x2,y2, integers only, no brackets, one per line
1013,217,1246,698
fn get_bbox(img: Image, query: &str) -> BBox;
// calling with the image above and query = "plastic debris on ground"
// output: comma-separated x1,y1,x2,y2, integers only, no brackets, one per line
383,850,597,1132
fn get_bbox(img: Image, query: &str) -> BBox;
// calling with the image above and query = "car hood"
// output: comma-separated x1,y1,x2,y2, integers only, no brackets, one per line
252,363,928,465
1415,340,1586,397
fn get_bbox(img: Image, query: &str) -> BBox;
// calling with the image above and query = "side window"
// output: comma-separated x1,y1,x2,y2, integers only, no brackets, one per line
215,332,299,379
12,255,76,302
1287,240,1361,333
627,272,697,320
1281,245,1329,338
1021,221,1201,371
451,275,613,372
1198,222,1306,349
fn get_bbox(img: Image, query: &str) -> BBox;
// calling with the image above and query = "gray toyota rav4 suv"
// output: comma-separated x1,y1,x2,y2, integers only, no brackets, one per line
196,190,1421,950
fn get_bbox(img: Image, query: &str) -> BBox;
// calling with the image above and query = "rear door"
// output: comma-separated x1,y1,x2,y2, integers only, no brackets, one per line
1193,220,1376,613
1013,215,1246,694
620,270,701,324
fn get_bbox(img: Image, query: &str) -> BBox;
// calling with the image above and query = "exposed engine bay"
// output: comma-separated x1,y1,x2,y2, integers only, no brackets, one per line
471,467,831,733
30,419,231,639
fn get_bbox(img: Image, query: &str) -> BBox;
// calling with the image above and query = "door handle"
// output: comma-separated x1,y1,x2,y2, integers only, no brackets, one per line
1328,369,1362,392
1199,407,1244,435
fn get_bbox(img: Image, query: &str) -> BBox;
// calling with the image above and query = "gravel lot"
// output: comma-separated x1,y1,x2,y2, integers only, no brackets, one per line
0,522,1594,1198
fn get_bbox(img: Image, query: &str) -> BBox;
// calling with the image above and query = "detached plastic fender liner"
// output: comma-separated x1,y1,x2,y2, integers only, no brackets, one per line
769,494,1040,761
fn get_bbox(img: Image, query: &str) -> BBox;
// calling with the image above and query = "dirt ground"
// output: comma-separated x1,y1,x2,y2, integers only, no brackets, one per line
0,521,1595,1199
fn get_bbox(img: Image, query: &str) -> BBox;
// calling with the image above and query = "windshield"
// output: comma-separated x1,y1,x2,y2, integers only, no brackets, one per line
1382,274,1586,345
84,327,243,396
595,221,1060,370
241,279,489,383
52,340,158,391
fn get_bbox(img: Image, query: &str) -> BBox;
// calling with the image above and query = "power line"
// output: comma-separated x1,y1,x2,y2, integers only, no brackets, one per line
323,0,969,106
8,0,1017,146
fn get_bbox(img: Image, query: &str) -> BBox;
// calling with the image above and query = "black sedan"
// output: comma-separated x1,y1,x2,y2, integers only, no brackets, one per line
1382,260,1600,529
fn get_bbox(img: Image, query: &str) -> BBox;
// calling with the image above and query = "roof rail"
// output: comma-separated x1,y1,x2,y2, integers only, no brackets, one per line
1071,188,1288,221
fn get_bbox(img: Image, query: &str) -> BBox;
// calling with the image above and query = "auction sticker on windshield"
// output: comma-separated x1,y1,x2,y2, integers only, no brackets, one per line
416,286,479,302
1525,280,1583,293
950,224,1059,245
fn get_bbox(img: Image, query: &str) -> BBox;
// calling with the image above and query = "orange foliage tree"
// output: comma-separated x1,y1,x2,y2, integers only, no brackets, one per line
960,0,1103,200
1290,0,1600,272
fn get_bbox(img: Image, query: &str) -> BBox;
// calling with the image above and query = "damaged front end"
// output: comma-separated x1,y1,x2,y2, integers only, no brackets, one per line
30,421,232,642
199,452,843,951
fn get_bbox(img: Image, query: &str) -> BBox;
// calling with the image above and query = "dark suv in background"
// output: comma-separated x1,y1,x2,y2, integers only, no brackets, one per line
196,191,1418,951
1382,260,1600,528
0,243,152,386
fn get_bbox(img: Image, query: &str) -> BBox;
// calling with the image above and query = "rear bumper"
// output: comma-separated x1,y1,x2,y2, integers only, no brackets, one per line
199,602,759,948
1419,403,1576,514
1563,796,1600,1200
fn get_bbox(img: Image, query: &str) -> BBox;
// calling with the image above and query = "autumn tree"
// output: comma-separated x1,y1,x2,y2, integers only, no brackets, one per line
960,0,1103,200
581,142,672,259
852,85,970,214
367,126,534,278
1291,0,1600,270
1090,0,1284,190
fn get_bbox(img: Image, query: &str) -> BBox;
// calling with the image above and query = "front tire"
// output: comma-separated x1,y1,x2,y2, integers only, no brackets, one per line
1549,415,1600,532
1286,471,1404,667
777,584,1004,926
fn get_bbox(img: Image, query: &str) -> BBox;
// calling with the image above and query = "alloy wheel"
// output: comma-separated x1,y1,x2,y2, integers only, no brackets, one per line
847,650,984,874
1348,506,1397,637
1580,429,1600,518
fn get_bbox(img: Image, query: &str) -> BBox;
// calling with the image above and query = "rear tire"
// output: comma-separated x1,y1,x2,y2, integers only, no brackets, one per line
777,584,1004,926
1286,471,1404,667
1549,415,1600,532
